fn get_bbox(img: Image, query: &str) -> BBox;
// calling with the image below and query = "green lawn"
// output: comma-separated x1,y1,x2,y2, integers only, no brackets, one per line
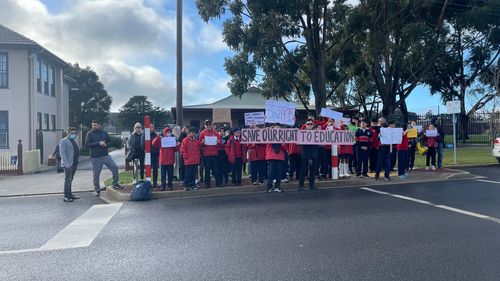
105,171,135,186
413,146,497,167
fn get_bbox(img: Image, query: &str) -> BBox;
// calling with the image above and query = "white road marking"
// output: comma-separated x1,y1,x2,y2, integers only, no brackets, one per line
40,203,123,251
361,187,500,224
477,179,500,185
0,203,123,255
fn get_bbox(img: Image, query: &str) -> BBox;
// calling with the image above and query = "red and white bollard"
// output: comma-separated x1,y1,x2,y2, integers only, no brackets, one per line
144,115,151,182
331,144,338,180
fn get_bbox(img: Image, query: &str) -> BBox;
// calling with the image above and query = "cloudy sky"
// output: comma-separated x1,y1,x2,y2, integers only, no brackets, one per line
1,0,443,113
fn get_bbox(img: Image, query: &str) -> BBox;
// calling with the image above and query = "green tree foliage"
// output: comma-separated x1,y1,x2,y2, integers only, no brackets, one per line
67,64,112,128
196,0,355,115
118,95,172,131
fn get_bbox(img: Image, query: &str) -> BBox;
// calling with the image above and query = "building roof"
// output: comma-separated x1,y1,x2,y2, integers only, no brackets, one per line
184,87,310,110
0,24,68,67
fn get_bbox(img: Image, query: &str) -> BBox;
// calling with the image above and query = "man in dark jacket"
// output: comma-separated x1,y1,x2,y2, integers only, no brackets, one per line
432,116,445,168
85,120,122,196
299,121,319,190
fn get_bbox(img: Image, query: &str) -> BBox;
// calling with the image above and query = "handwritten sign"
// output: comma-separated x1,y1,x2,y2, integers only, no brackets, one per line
205,136,218,145
241,128,355,145
265,100,296,126
161,137,176,148
212,108,232,123
320,108,343,120
425,130,438,137
379,128,403,145
244,112,265,126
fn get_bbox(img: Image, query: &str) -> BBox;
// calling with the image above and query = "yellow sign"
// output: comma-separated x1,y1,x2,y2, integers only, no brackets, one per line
408,128,418,138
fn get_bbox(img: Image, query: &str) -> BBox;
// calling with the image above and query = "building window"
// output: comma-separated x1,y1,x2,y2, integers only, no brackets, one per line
0,53,8,88
50,67,55,97
43,63,49,95
36,59,42,93
0,111,8,148
44,113,49,130
51,115,56,130
37,112,42,130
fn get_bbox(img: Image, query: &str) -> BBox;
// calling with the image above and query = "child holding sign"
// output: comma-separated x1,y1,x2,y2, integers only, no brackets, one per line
152,127,179,191
422,124,440,170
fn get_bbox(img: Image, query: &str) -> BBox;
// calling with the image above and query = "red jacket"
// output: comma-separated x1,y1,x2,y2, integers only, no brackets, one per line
287,143,302,155
265,144,286,161
423,135,439,148
397,134,409,150
225,136,247,164
152,129,179,165
247,144,266,161
181,136,201,165
199,129,221,157
370,128,379,149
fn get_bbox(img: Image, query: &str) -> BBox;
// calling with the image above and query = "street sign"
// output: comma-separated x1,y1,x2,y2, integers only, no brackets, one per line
446,101,461,114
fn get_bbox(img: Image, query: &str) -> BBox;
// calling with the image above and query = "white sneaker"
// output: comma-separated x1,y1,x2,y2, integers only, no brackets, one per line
425,166,430,171
283,179,289,183
431,165,436,170
274,187,282,193
133,179,137,184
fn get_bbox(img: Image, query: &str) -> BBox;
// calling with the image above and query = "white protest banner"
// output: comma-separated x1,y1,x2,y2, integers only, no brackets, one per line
265,100,296,126
241,128,355,145
320,108,343,120
245,112,265,126
205,136,218,145
161,136,176,148
379,128,403,144
425,130,438,137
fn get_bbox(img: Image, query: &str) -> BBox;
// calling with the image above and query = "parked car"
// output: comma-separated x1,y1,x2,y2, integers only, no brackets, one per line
493,136,500,164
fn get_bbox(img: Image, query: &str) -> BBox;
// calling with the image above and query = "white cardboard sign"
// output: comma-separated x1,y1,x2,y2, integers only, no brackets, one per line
379,128,403,145
244,112,265,126
264,100,296,126
161,137,176,148
320,108,343,120
205,136,218,146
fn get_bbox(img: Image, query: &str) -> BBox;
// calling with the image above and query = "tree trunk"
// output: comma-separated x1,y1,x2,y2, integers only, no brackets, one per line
399,98,409,126
310,61,327,117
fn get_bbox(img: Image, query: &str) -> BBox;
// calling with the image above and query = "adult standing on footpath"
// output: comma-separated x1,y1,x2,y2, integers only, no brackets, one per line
128,122,145,183
199,119,222,188
397,124,410,178
85,120,122,196
432,116,445,168
298,120,319,191
355,120,372,178
375,117,391,181
59,127,80,202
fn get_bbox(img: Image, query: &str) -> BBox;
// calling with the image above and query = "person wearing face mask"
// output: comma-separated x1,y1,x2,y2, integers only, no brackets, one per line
59,127,80,202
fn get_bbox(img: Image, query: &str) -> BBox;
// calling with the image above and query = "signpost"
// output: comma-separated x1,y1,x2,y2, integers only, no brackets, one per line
446,100,460,164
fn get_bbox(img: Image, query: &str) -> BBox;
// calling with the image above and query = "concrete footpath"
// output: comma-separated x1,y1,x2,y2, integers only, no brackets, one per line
0,149,125,197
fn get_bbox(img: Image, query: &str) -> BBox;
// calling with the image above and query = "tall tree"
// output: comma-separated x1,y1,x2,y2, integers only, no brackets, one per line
426,1,500,139
67,64,112,128
119,95,172,130
197,0,354,115
357,0,451,120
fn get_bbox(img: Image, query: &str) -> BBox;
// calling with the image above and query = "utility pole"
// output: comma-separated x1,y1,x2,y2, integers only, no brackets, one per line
176,0,183,127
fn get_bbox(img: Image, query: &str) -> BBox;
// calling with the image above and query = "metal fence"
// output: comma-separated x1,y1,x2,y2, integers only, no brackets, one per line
391,112,500,147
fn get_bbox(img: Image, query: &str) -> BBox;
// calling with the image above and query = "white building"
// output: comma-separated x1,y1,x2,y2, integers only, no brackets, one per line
0,24,71,157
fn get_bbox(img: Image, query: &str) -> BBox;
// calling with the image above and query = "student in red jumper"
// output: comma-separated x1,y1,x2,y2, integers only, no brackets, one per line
199,119,222,188
287,142,302,181
248,141,266,185
225,127,247,186
423,123,439,170
265,124,287,193
180,128,201,190
369,119,380,173
397,125,409,179
152,127,179,191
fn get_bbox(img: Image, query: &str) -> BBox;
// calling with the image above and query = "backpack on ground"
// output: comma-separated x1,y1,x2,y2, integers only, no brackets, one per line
131,180,152,201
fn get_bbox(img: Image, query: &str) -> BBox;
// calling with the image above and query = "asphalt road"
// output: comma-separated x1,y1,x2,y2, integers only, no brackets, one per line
1,166,499,281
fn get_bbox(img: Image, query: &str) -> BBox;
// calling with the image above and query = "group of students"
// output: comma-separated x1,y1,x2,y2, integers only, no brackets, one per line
126,115,445,193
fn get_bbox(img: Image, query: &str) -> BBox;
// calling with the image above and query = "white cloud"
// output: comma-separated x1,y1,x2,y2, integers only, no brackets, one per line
0,0,233,111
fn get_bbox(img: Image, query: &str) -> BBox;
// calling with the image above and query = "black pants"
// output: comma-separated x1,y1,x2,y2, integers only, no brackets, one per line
281,152,289,179
369,148,378,172
349,144,357,172
179,155,185,182
204,156,221,187
151,153,159,185
64,165,77,198
409,145,416,169
376,146,391,178
356,147,369,176
218,152,230,184
267,160,283,189
391,145,397,170
133,155,145,180
231,158,243,185
321,149,331,178
426,147,436,166
160,165,174,188
398,150,408,176
299,157,318,188
289,154,301,180
250,160,265,183
184,164,197,188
